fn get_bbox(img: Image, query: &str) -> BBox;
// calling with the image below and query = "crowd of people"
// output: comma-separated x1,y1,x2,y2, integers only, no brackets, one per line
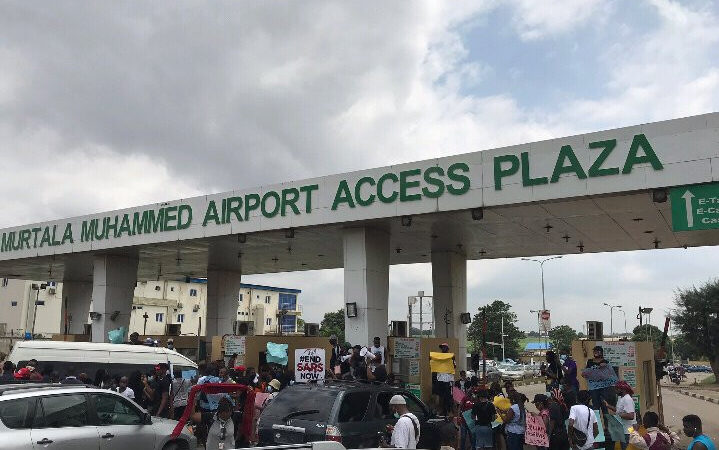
447,346,716,450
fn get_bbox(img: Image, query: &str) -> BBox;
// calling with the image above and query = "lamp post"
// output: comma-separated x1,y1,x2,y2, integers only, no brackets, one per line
29,283,47,336
620,309,627,336
602,303,622,336
523,256,562,347
530,309,542,353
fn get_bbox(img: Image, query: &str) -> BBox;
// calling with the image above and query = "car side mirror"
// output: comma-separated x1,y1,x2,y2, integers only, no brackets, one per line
143,413,153,425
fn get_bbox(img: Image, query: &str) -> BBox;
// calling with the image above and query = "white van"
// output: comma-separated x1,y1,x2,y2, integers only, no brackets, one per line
8,340,198,380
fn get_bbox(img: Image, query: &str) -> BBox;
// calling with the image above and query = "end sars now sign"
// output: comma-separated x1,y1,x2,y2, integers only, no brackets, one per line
295,348,326,383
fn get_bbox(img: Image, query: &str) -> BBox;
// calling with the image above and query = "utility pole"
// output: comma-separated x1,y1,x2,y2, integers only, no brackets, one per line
523,256,562,348
602,303,622,336
143,312,149,335
501,315,506,362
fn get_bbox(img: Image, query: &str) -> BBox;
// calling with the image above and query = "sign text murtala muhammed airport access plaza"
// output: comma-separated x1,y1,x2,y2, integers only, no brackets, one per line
0,133,664,256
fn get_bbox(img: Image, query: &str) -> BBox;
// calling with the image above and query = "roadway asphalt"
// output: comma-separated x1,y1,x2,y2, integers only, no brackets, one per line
517,382,719,449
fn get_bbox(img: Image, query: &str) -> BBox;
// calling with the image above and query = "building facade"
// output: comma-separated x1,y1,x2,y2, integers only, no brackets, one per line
0,277,301,337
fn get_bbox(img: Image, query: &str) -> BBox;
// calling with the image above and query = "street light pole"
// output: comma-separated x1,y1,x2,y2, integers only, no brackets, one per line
523,256,562,347
602,303,622,336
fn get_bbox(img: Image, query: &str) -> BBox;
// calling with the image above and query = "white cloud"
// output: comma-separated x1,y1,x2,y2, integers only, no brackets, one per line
507,0,610,41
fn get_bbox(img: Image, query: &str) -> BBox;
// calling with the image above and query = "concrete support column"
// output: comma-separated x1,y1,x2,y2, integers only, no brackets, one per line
206,269,242,337
60,280,93,334
432,250,467,370
343,227,389,346
90,255,138,343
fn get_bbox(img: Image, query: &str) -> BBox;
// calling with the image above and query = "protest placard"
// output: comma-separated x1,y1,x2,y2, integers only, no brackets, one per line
295,348,326,382
525,414,549,447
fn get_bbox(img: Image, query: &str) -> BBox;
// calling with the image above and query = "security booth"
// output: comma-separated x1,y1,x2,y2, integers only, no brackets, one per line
387,336,459,404
571,339,659,418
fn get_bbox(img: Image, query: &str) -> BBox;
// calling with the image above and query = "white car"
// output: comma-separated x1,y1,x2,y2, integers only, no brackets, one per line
0,383,196,450
500,365,528,381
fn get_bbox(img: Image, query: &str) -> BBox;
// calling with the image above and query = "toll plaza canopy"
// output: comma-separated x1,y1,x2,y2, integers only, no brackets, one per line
0,112,718,354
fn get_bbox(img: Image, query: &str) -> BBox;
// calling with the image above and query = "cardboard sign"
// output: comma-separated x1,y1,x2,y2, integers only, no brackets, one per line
394,338,420,358
295,348,326,382
224,335,246,355
525,414,549,447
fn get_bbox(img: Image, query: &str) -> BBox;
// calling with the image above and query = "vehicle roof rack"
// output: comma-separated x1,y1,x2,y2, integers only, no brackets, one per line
0,383,90,396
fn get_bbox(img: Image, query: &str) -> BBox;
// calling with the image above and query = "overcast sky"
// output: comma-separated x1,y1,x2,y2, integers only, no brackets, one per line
1,1,718,333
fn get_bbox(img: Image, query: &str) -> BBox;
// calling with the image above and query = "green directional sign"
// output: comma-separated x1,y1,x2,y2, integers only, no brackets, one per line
670,183,719,231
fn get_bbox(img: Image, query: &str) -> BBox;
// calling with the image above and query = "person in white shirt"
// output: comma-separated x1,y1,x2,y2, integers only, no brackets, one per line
605,381,636,450
569,391,598,450
116,376,135,400
389,395,420,449
370,337,386,365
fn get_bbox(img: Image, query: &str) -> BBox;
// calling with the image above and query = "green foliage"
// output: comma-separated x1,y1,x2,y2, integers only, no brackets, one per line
526,330,540,338
320,309,345,344
673,279,719,382
548,325,578,353
631,324,663,348
467,300,523,360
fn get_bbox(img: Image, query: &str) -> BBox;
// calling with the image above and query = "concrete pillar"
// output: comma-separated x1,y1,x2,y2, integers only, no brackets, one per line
431,250,467,370
343,227,389,346
60,280,93,334
90,254,138,343
206,269,242,337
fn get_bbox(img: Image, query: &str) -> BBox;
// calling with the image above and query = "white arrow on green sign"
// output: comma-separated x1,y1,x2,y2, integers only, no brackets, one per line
670,183,719,231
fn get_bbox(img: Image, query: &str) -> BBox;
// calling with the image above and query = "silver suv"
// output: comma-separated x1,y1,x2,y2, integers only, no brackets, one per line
0,383,195,450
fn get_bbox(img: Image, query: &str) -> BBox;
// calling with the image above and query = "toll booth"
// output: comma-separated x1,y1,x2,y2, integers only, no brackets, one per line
571,339,660,417
387,336,459,404
210,335,333,370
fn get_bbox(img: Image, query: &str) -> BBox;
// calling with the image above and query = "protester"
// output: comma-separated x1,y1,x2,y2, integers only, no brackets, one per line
329,335,342,371
433,343,457,415
166,338,175,351
547,391,570,450
457,371,468,392
568,390,598,450
370,336,387,365
581,346,614,414
604,381,636,449
389,394,421,449
129,332,142,345
472,389,496,450
171,369,191,419
115,376,135,400
628,412,678,450
193,396,235,450
0,361,15,383
544,351,563,393
144,363,171,418
491,382,510,450
682,415,716,450
531,394,551,450
498,391,526,450
458,387,476,450
128,370,145,406
561,350,579,395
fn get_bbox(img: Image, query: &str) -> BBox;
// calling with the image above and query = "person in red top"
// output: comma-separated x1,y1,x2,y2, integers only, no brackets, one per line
458,385,479,450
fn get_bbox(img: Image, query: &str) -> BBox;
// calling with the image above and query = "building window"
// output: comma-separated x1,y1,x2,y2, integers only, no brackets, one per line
177,314,185,323
154,285,161,291
155,313,164,322
190,289,197,297
265,296,271,304
281,314,297,333
266,318,272,326
47,281,56,287
1,278,8,287
35,300,45,306
170,286,174,292
11,301,17,306
239,294,243,301
279,293,297,310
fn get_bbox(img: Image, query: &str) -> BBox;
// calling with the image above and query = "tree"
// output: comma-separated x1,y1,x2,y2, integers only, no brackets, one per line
320,309,345,344
673,280,719,382
672,334,705,361
296,317,305,331
548,325,578,353
467,300,523,360
526,330,540,338
632,324,663,349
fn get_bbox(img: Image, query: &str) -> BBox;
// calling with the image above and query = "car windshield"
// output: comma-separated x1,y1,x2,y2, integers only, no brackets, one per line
261,387,339,423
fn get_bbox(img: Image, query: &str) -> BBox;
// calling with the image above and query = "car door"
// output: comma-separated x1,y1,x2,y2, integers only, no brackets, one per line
334,391,372,448
89,393,156,450
365,391,398,447
30,393,100,450
0,397,35,450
